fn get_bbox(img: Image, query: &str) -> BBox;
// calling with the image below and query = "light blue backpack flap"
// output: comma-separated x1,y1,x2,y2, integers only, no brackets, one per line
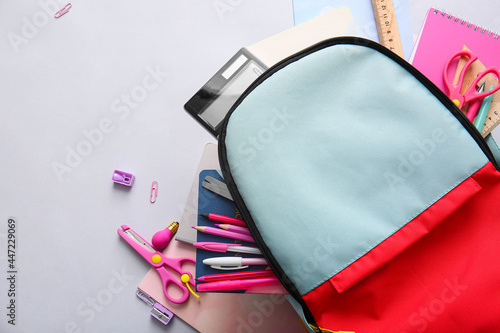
219,38,495,301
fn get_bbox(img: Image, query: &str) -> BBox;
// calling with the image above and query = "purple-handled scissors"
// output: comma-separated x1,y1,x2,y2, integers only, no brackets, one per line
443,50,500,121
118,225,196,304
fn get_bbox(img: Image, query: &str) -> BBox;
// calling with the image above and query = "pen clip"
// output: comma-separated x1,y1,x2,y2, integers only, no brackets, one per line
198,242,242,253
221,243,242,248
227,245,261,255
209,265,248,270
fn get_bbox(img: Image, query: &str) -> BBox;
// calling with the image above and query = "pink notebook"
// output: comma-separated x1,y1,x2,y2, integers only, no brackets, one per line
410,8,500,93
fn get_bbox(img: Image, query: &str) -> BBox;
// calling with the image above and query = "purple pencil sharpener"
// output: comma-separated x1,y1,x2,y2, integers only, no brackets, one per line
136,289,174,325
112,170,135,187
151,303,174,325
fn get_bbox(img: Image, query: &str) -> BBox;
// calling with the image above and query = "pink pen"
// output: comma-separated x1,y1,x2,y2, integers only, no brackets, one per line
197,277,280,292
215,224,251,235
193,242,261,255
192,226,255,243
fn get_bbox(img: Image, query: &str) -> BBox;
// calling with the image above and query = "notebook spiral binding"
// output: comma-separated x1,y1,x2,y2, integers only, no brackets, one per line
433,8,500,39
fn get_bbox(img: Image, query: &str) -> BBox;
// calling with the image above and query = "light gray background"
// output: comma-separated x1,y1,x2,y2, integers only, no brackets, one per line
1,1,499,332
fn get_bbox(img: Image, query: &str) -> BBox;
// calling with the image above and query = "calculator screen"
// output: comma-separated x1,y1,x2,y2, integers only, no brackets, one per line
199,60,264,130
184,48,268,137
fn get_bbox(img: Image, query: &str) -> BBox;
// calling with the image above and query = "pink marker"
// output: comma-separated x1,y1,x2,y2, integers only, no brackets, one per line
197,270,275,283
192,226,255,243
199,213,246,227
197,277,280,292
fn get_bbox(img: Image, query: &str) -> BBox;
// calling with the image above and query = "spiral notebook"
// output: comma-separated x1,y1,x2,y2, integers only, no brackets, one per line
410,8,500,136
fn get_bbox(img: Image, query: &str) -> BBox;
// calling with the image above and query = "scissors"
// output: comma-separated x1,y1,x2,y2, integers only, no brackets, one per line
443,50,500,121
118,225,196,304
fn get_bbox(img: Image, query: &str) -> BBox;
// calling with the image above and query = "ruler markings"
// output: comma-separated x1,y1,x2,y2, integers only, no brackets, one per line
371,0,404,58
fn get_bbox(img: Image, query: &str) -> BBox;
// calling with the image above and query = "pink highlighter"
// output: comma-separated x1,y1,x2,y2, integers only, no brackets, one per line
151,221,179,250
197,277,280,292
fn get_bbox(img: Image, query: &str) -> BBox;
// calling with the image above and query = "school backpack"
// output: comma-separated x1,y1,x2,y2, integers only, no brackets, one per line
218,37,500,333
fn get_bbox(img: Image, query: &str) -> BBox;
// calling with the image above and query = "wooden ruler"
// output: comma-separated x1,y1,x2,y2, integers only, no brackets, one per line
480,108,500,137
371,0,404,58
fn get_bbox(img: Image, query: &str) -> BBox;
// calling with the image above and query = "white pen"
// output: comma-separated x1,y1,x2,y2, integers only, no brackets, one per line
202,257,268,270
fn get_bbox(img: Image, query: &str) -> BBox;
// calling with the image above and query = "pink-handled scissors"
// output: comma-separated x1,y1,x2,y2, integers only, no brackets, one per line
118,225,196,304
443,50,500,121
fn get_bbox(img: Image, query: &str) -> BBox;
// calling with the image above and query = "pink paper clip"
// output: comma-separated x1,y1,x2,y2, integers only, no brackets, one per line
150,181,158,203
55,3,72,18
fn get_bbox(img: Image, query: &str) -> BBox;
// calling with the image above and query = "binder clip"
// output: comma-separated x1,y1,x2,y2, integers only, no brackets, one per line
112,170,135,187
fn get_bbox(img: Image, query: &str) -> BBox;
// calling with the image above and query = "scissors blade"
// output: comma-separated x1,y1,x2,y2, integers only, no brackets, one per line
119,225,157,254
